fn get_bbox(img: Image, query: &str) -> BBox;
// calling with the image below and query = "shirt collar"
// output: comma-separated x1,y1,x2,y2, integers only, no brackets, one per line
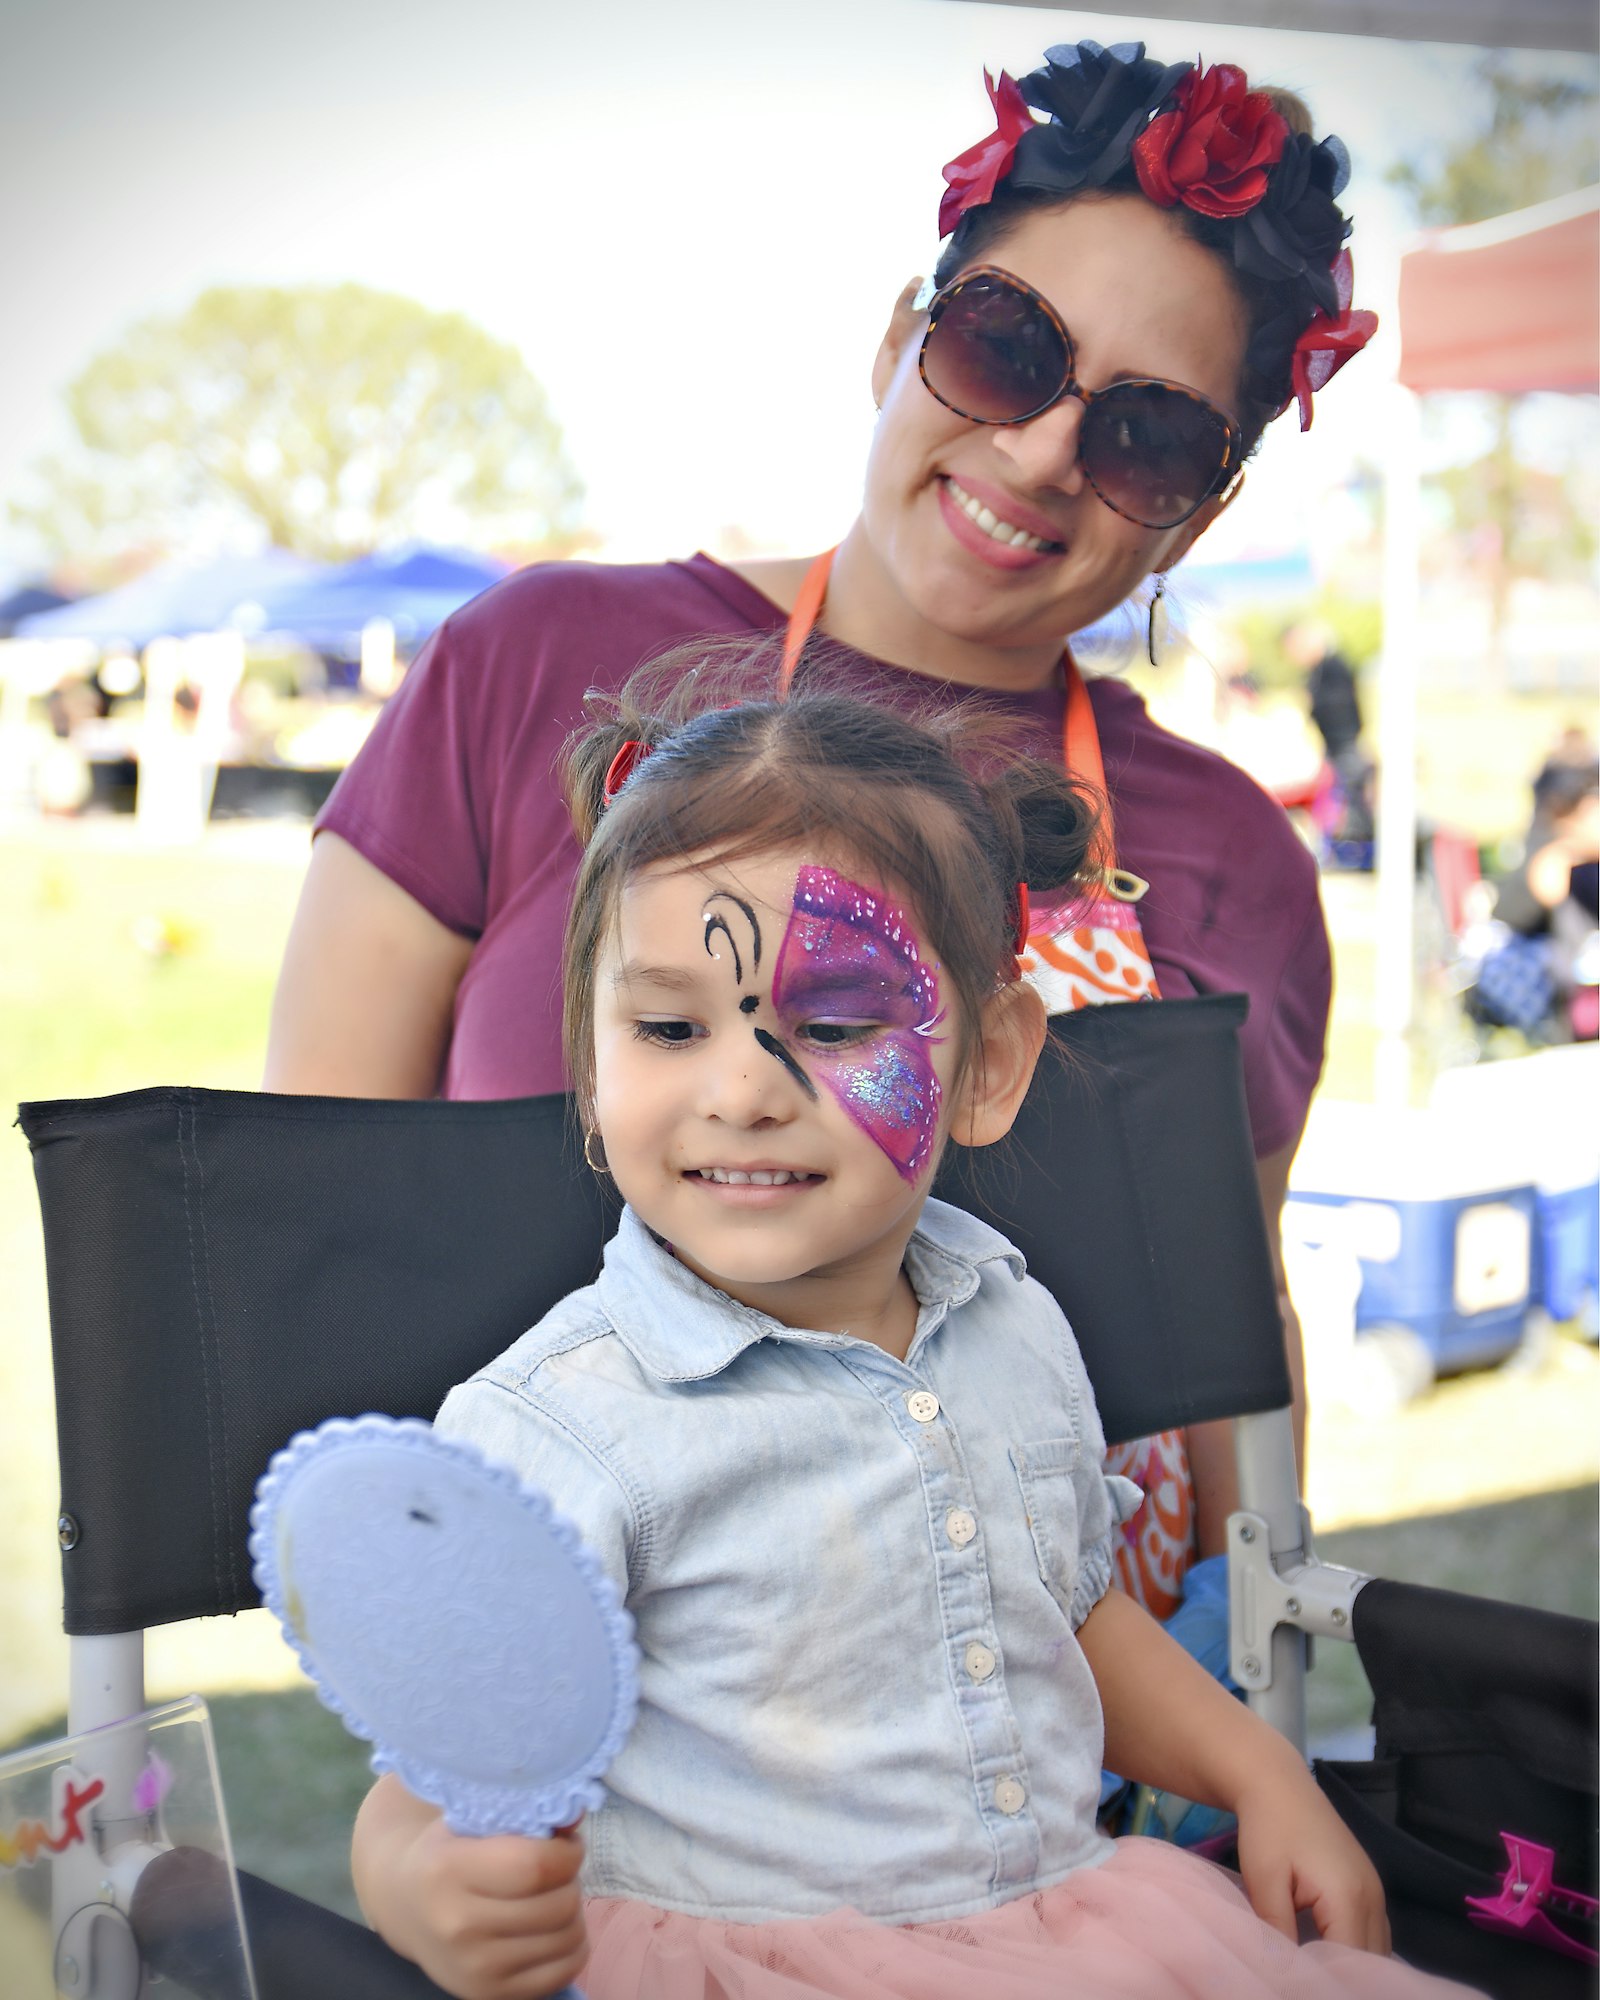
595,1200,1027,1383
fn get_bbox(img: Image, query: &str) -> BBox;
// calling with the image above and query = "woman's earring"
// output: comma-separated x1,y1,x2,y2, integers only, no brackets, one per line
1147,574,1167,667
583,1130,609,1175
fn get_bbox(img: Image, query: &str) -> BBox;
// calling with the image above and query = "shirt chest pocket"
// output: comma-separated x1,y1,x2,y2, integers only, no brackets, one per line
1010,1435,1088,1622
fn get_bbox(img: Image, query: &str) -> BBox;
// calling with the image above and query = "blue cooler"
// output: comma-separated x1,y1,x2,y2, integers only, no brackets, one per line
1432,1046,1600,1337
1287,1101,1536,1374
1534,1175,1599,1327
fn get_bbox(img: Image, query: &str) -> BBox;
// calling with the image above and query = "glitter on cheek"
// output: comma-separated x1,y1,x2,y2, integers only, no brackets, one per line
837,1041,943,1181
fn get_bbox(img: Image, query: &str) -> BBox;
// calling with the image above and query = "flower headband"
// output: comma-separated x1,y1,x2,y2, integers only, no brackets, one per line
939,42,1376,430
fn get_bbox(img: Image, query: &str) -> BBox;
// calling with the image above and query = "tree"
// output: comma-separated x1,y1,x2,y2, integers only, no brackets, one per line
12,284,584,563
1387,57,1597,227
1387,57,1598,685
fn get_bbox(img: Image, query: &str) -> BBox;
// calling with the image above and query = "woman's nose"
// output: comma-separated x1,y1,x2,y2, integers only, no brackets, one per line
989,392,1089,495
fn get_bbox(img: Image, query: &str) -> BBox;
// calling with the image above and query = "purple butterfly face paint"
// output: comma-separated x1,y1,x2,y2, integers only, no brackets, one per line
770,865,946,1182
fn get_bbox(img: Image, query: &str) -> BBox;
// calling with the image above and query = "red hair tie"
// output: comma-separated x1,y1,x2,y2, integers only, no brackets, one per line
1286,251,1377,431
602,739,651,806
1012,881,1032,980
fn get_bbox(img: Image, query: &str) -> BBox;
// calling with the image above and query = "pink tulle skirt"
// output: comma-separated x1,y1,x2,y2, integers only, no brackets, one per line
584,1838,1480,1999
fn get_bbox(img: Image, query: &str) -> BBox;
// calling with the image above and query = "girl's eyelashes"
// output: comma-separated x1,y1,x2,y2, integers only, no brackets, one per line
632,1017,706,1047
629,1015,880,1052
794,1019,881,1050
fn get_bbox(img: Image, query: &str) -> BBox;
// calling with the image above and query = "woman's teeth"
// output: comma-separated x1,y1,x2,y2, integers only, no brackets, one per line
695,1167,814,1186
946,477,1055,551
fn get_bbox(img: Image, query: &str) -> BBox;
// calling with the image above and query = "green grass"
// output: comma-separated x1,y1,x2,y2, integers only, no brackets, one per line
1,826,306,1100
1,825,310,1750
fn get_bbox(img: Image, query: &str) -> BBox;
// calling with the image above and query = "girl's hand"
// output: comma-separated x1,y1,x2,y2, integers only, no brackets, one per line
353,1775,588,2000
1080,1591,1390,1954
1233,1757,1390,1955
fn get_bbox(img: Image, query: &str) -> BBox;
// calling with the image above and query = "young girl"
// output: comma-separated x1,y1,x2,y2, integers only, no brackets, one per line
351,674,1475,2000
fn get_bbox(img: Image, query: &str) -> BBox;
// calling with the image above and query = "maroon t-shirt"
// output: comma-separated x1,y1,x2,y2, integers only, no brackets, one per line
317,553,1328,1154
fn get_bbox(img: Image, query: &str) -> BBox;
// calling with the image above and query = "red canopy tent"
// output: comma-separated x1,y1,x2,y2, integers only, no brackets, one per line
1398,186,1600,395
1375,186,1600,1097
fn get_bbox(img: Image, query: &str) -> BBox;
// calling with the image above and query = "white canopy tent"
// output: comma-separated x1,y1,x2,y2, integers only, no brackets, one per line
1376,185,1600,1100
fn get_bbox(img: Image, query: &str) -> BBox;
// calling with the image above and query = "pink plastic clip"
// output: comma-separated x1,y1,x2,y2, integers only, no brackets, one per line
1465,1833,1598,1966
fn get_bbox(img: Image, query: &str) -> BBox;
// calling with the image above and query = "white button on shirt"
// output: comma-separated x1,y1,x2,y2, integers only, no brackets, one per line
965,1641,997,1682
946,1507,978,1548
994,1777,1028,1816
905,1389,941,1423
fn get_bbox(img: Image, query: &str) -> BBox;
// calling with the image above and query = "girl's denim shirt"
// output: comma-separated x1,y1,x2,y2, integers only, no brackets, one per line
436,1197,1142,1926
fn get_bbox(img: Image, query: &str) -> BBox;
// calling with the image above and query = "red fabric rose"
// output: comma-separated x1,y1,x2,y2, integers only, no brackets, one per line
1132,63,1289,220
939,70,1035,238
1288,251,1377,429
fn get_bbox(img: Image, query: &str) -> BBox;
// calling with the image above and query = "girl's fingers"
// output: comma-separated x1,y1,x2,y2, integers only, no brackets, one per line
417,1915,588,2000
478,1928,590,1999
1252,1869,1299,1944
456,1883,585,1943
444,1830,585,1901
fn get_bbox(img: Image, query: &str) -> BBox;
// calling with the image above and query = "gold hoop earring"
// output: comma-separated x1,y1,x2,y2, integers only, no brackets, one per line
583,1130,609,1175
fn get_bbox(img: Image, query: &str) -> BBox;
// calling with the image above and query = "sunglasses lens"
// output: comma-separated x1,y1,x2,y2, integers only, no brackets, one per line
923,276,1070,423
1081,385,1232,529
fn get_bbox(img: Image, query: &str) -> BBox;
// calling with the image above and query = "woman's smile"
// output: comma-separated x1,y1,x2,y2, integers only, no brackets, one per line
937,474,1064,568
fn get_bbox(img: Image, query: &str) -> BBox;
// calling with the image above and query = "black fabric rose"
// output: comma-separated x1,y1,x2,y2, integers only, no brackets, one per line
1234,132,1351,315
1243,299,1306,407
1010,40,1191,197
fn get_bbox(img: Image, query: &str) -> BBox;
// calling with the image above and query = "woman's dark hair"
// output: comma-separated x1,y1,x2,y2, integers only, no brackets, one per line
558,642,1099,1124
933,89,1317,459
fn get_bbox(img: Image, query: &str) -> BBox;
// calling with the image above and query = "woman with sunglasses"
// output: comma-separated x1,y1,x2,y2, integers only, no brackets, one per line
266,40,1374,1768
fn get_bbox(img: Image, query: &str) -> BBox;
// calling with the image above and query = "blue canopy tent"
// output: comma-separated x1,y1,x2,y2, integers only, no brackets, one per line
247,545,511,652
0,584,76,637
1174,550,1317,610
14,550,325,651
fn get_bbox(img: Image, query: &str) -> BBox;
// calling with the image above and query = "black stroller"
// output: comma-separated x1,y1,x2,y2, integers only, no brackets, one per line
19,997,1597,1998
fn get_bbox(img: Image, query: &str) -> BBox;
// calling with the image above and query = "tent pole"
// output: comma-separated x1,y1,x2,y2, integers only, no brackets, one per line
1375,383,1423,1109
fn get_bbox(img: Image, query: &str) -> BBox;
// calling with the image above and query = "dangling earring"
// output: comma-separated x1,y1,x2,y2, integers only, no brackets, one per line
583,1130,609,1175
1146,574,1167,668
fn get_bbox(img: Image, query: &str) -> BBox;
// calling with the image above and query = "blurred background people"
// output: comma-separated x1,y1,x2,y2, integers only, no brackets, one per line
1285,617,1374,858
1491,759,1600,1041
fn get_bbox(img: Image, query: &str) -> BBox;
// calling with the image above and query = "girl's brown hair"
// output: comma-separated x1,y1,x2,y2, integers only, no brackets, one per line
559,642,1100,1125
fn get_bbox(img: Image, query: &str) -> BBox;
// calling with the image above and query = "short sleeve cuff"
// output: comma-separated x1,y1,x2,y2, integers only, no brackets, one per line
1068,1474,1143,1628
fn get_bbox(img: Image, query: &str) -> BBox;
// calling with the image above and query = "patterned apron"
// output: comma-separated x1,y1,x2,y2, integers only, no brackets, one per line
781,550,1194,1619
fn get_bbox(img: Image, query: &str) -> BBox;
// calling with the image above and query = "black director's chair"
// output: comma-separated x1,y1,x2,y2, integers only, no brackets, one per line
19,995,1596,1999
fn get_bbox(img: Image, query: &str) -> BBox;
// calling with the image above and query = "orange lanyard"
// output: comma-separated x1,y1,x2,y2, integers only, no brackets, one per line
779,547,1140,898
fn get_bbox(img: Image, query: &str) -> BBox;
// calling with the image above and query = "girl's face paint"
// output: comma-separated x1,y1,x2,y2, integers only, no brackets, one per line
702,889,819,1100
770,864,945,1182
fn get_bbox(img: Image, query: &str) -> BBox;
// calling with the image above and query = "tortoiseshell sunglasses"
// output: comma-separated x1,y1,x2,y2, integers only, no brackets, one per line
918,266,1242,530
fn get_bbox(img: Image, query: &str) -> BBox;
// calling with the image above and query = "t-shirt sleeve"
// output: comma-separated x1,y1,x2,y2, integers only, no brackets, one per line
1247,870,1332,1159
435,1375,637,1599
315,611,495,939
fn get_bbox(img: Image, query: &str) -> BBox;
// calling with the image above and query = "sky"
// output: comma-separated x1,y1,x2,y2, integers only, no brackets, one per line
3,0,1596,584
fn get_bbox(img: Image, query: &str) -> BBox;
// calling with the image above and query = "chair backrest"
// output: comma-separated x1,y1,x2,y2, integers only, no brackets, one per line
22,992,1287,1638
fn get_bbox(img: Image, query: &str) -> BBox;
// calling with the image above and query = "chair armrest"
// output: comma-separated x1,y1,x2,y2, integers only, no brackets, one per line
130,1850,458,2000
237,1870,462,2000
